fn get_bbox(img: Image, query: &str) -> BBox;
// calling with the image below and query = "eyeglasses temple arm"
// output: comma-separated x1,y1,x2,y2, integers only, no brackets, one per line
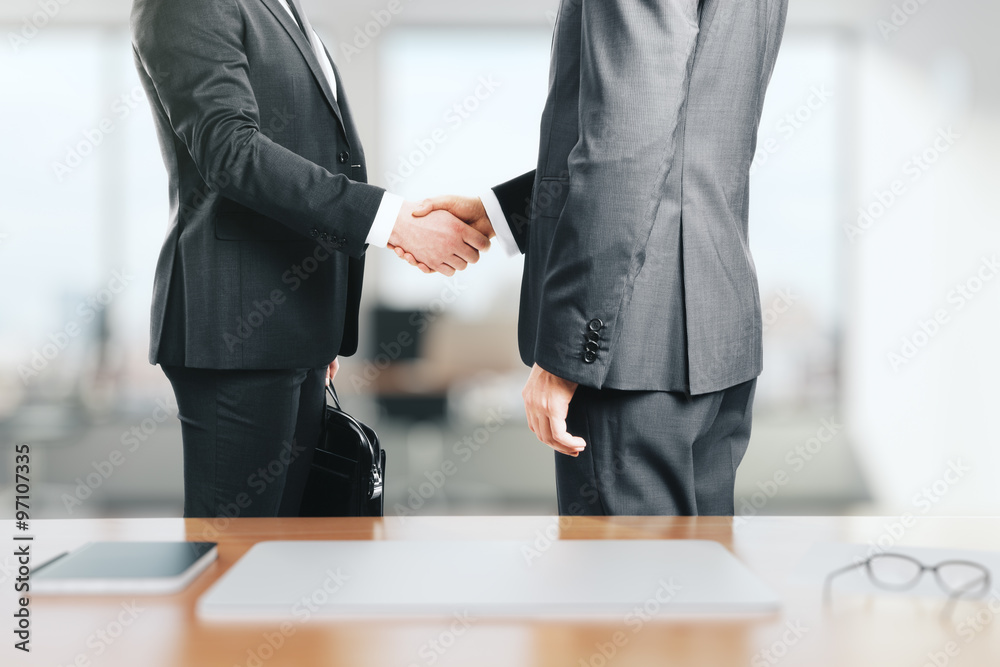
823,561,866,604
940,570,991,621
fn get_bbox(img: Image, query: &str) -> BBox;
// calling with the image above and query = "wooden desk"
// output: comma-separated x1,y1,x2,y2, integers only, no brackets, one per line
7,516,1000,667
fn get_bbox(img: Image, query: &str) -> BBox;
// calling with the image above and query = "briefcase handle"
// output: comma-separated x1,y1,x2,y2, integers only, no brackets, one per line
327,383,343,410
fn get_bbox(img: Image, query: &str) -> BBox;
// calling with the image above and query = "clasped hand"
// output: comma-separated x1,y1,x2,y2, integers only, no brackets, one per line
388,196,495,275
387,198,491,277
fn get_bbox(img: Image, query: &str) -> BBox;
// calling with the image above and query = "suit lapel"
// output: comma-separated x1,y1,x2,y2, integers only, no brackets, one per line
257,0,347,139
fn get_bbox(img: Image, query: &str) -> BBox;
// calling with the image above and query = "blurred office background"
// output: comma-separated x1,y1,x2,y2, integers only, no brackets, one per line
1,0,998,520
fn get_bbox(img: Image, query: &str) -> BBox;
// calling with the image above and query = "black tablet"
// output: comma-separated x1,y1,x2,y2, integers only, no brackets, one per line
32,542,217,595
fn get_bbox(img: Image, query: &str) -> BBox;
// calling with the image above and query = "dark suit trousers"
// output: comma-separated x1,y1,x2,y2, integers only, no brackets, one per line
557,379,757,516
161,364,327,518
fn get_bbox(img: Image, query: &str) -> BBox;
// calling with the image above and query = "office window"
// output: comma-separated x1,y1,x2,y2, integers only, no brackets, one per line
376,28,552,317
0,28,168,398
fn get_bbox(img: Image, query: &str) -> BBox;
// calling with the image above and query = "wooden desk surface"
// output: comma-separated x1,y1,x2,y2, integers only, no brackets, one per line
6,516,1000,667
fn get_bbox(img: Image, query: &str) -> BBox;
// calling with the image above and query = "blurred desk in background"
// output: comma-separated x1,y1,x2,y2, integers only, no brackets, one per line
10,516,1000,667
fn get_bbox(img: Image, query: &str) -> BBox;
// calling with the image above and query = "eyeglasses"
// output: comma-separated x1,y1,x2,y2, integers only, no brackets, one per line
824,553,991,616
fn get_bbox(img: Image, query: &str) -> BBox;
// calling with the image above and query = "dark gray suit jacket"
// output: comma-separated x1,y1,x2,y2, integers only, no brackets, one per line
493,0,787,396
132,0,386,369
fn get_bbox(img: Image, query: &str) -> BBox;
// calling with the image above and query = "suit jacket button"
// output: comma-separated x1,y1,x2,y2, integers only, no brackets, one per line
584,351,597,364
586,331,601,343
338,151,350,164
588,318,604,332
585,341,599,354
310,229,319,238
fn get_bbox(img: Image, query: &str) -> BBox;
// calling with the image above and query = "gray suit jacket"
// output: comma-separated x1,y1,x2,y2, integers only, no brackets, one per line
493,0,787,395
132,0,385,369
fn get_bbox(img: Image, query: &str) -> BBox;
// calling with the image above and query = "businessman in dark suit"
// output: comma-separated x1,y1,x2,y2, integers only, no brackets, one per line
399,0,788,515
131,0,489,518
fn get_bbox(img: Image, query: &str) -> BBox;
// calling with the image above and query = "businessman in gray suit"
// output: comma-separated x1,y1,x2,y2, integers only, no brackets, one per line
131,0,489,517
399,0,788,515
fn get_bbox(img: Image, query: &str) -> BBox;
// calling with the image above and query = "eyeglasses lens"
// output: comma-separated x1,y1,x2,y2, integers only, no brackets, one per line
936,563,990,597
868,555,923,590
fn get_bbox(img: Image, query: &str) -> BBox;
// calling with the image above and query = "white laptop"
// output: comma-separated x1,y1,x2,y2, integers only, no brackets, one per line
198,539,779,620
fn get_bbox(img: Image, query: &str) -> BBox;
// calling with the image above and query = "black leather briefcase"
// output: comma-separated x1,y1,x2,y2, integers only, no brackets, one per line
299,386,384,517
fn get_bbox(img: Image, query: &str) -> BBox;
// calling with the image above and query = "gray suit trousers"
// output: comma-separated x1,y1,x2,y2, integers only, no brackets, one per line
557,380,756,516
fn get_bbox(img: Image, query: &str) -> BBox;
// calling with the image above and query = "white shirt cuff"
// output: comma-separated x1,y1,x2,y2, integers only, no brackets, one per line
480,188,520,257
366,192,405,248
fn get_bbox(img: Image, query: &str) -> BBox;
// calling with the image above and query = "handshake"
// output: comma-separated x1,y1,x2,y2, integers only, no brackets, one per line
387,196,495,276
